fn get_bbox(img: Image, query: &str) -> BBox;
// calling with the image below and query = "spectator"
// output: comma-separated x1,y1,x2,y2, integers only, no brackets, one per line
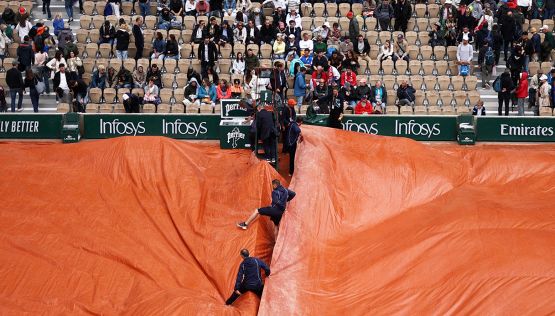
378,39,394,62
375,0,394,31
0,25,10,60
339,37,353,55
347,11,359,43
538,74,550,108
299,32,313,52
165,34,180,60
6,60,24,112
143,78,160,104
232,52,245,75
286,34,299,56
457,26,474,44
16,36,34,72
498,69,514,116
169,0,184,17
198,36,218,79
396,80,416,107
138,0,150,18
183,78,199,108
340,67,357,88
273,34,286,59
478,41,495,89
99,20,116,46
133,17,144,60
293,66,307,112
529,27,541,62
192,20,207,44
206,17,221,41
66,51,83,78
90,65,107,89
288,52,304,77
286,20,301,41
260,20,276,45
133,65,146,88
122,93,141,113
231,79,244,98
475,23,490,49
14,17,32,39
299,49,313,72
53,63,76,104
429,22,445,47
185,0,197,16
456,35,473,75
245,20,259,45
63,37,79,60
313,79,328,108
355,95,374,114
197,78,217,108
147,64,162,88
370,80,387,113
269,61,287,103
47,50,67,80
69,79,88,106
196,0,210,16
313,23,330,42
106,66,118,89
205,67,219,84
52,14,64,36
355,78,371,100
233,22,247,44
219,21,234,46
329,51,343,70
508,46,525,87
64,0,74,22
34,50,50,94
159,7,175,30
394,0,412,33
216,79,232,102
472,100,486,115
312,50,328,71
540,25,554,62
394,34,409,62
353,34,371,67
116,67,133,89
342,50,359,71
152,32,166,59
311,66,328,90
115,23,130,59
529,70,542,112
491,24,503,65
515,71,529,116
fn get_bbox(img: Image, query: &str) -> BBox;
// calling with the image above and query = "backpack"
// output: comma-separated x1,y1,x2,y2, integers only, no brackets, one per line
485,47,495,66
459,64,470,76
493,76,501,92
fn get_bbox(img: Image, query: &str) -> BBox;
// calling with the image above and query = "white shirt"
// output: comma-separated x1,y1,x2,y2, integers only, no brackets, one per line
204,45,209,62
185,0,198,12
285,13,301,27
457,43,473,62
58,72,69,91
299,39,313,52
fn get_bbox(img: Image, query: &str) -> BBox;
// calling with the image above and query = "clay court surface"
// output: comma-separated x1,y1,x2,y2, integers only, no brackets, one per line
1,126,555,315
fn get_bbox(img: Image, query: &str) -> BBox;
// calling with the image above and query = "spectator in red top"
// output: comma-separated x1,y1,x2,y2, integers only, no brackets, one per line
355,95,373,114
340,67,357,88
311,66,328,88
216,79,232,102
515,71,528,116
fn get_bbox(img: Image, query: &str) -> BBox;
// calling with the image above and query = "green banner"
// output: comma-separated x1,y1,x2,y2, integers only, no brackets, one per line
0,114,62,139
341,115,458,141
82,114,220,139
476,117,555,142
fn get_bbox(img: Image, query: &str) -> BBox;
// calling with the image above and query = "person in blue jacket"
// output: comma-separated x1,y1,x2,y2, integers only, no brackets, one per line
225,249,270,305
197,78,217,106
294,67,307,113
237,179,296,230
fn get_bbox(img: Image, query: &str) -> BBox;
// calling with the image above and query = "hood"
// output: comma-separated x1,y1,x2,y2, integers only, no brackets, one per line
189,77,199,85
520,71,528,81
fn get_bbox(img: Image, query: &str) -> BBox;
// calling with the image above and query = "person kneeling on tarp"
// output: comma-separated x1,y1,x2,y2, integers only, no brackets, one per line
225,249,271,305
236,179,296,230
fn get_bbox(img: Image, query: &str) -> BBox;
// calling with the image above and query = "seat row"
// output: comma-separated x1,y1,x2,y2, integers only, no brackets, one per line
0,1,32,15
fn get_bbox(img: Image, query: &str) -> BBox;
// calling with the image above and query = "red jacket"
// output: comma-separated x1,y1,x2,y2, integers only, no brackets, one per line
355,100,373,114
515,71,528,98
311,71,329,87
340,71,357,87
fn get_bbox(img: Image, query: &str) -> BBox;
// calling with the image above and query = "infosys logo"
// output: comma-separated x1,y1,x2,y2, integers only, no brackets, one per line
99,119,146,135
342,120,379,134
162,119,208,136
395,120,440,138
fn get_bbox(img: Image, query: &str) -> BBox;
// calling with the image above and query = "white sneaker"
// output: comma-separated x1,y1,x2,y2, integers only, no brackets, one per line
56,101,59,104
16,108,23,112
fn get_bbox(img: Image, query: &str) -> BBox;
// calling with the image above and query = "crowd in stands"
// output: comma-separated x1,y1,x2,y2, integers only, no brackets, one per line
0,0,553,116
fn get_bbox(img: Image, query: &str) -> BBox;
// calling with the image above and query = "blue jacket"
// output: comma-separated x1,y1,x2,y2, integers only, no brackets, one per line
234,257,270,290
287,122,301,147
294,72,307,97
53,19,64,36
90,71,106,89
152,38,166,54
197,84,217,102
272,185,296,211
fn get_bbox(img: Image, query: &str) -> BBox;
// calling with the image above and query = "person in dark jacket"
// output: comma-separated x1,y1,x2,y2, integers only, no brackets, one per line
133,16,144,60
225,249,270,306
69,79,87,105
254,104,277,161
394,0,412,33
324,86,345,129
237,179,296,229
24,69,40,112
165,34,180,60
147,63,163,88
17,36,34,72
498,69,514,115
6,60,24,112
122,93,141,113
286,117,302,176
115,23,130,59
269,61,287,104
198,37,218,79
499,10,516,61
99,21,116,46
396,80,416,107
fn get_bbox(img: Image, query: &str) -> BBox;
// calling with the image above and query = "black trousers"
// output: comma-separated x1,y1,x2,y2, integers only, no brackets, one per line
135,45,143,60
225,284,263,305
289,142,297,175
498,92,511,116
263,136,276,160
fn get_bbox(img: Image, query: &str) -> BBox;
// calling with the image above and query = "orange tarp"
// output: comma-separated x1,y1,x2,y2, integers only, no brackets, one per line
261,126,555,315
0,137,278,315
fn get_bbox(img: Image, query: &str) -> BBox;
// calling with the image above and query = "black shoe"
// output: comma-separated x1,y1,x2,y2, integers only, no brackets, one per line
236,222,248,230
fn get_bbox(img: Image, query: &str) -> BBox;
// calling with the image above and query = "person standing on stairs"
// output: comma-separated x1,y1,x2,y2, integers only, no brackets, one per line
237,179,296,231
498,69,515,116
